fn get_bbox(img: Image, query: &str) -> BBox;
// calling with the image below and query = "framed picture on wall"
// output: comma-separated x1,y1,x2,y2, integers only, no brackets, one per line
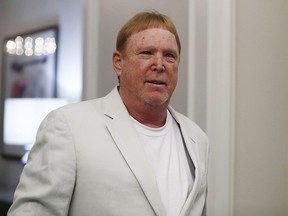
4,26,58,99
1,26,67,159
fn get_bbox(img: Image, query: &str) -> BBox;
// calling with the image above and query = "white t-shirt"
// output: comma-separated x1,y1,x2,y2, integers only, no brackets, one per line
131,111,193,216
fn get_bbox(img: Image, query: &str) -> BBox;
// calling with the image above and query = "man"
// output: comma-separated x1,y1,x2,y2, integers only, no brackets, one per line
8,11,209,216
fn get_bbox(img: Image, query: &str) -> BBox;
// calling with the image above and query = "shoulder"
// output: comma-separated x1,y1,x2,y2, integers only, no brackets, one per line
51,86,122,118
45,98,102,120
43,86,124,125
58,98,102,114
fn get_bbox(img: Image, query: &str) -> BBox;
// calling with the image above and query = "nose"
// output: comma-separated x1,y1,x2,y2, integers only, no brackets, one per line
152,55,164,72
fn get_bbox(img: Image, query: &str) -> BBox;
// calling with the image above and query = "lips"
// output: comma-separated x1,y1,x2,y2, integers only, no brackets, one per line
146,80,166,85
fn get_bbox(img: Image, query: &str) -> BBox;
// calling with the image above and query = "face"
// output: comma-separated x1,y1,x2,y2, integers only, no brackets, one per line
113,28,180,107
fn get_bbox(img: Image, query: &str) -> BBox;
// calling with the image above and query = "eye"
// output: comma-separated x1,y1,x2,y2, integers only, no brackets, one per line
139,50,153,55
165,52,175,58
164,51,177,62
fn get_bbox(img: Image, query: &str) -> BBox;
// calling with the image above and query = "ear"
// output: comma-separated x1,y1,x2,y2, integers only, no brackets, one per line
112,51,122,76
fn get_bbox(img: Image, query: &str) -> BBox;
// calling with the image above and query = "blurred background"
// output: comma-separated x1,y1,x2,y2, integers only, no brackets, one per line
0,0,287,215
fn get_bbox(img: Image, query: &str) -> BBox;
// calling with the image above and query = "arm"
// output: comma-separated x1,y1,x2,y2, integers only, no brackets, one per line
8,109,76,216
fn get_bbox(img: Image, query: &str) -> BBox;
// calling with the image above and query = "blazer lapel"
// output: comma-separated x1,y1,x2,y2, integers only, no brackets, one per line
180,135,202,215
103,87,166,216
169,108,202,215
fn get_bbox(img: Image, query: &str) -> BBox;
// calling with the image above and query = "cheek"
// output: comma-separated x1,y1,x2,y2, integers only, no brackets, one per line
171,75,178,90
124,61,148,79
121,63,144,86
168,66,178,82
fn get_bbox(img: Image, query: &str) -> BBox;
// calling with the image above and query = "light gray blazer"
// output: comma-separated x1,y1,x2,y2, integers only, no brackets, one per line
8,87,209,216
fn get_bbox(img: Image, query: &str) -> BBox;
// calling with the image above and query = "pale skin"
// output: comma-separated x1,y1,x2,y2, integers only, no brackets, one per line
113,28,180,128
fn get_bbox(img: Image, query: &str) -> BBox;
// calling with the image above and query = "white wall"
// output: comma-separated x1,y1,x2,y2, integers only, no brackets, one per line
234,0,288,215
206,0,235,215
205,0,288,215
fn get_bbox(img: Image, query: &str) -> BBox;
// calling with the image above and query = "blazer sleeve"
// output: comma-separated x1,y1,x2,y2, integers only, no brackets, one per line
8,109,76,216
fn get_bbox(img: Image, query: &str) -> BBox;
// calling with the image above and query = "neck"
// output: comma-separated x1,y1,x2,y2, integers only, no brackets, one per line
119,89,169,128
128,104,168,128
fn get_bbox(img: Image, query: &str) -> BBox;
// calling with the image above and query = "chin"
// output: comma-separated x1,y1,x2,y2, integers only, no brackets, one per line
142,95,170,107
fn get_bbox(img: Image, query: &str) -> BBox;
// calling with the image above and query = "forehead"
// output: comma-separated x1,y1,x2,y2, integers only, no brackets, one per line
128,28,178,50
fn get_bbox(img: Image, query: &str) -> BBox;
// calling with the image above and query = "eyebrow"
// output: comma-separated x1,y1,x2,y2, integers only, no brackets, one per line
136,45,178,54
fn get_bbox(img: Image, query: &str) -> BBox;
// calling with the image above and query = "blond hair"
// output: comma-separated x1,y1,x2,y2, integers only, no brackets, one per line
116,11,181,54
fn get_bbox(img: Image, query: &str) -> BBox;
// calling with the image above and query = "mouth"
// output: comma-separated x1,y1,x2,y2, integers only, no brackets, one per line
146,80,166,85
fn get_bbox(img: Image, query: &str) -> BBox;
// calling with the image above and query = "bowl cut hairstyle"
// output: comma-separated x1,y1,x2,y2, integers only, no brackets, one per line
116,11,181,54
